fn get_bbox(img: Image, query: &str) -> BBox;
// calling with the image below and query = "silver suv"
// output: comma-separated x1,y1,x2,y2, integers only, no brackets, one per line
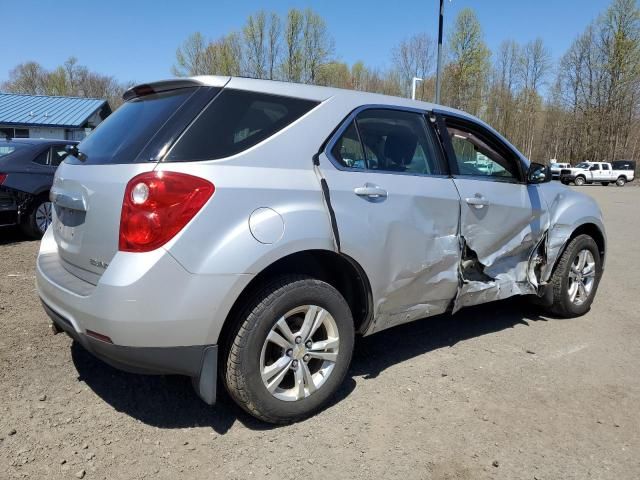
37,76,606,423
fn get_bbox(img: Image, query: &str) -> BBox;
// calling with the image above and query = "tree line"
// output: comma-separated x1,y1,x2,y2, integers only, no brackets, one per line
3,0,638,164
171,0,640,164
1,57,131,109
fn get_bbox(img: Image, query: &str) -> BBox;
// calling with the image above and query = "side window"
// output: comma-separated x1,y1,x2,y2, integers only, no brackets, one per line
445,120,519,181
331,121,366,169
355,109,442,175
589,164,600,171
602,164,610,171
167,89,318,161
50,146,69,167
33,149,49,165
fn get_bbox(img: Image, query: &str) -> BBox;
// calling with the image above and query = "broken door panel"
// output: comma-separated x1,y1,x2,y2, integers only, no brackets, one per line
452,180,550,311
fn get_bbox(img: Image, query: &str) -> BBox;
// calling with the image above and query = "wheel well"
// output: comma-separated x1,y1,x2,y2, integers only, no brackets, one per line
567,223,605,261
219,250,373,347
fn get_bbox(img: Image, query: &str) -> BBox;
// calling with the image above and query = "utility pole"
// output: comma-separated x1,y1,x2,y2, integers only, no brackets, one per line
411,77,423,100
435,0,445,104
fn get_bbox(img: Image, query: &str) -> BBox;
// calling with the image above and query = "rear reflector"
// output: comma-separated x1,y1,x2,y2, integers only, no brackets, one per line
119,171,214,252
0,173,7,185
86,329,113,344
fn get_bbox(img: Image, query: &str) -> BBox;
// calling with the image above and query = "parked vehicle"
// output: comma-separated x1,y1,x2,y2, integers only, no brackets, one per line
36,77,606,423
0,138,78,237
549,161,571,180
560,161,635,186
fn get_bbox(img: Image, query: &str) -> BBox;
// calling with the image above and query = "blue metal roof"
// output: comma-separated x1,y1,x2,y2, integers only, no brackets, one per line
0,93,109,128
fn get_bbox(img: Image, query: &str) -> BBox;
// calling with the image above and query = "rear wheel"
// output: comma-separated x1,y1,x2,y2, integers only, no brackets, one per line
616,176,626,187
223,275,354,424
20,196,52,238
574,176,586,186
545,234,602,317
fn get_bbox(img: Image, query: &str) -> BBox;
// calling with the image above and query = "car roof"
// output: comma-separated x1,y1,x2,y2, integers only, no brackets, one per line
0,138,78,146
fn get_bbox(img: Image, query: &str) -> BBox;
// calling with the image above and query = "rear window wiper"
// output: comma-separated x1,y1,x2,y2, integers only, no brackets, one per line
65,144,88,162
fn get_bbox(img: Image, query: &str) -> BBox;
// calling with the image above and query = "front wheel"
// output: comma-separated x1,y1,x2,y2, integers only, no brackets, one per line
223,275,354,424
546,234,602,317
616,176,626,187
574,176,586,186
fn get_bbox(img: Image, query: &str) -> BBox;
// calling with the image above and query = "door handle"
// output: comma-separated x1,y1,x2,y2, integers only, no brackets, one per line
465,196,489,209
354,184,388,200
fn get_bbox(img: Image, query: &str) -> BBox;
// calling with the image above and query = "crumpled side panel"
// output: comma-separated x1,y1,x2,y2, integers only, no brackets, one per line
373,232,460,331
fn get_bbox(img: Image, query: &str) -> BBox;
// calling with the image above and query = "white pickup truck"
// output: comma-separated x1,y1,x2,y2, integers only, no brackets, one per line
560,161,636,186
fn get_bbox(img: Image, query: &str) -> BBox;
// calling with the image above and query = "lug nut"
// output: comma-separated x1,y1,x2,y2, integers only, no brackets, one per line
295,336,302,344
291,360,299,369
305,340,312,348
303,354,310,362
286,349,293,357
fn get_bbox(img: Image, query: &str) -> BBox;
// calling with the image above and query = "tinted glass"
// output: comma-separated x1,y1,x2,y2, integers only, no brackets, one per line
446,122,518,180
33,149,49,165
0,145,20,158
354,109,442,175
50,146,69,166
168,90,318,162
602,164,610,170
72,87,198,165
331,121,366,169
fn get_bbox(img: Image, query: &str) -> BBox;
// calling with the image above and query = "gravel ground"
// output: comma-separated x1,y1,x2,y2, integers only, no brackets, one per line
1,185,639,480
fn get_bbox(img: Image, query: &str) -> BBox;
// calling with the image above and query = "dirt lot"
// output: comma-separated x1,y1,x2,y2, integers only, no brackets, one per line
1,185,639,480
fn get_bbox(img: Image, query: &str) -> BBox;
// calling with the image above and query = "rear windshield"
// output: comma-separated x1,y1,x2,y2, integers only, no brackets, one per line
612,160,636,170
70,87,199,165
166,89,318,162
0,144,28,158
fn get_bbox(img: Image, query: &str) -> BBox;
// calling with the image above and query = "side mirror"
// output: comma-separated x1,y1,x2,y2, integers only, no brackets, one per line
527,162,551,184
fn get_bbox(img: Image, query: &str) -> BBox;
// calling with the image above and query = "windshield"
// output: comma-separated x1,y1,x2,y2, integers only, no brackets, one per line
575,162,591,168
69,87,199,165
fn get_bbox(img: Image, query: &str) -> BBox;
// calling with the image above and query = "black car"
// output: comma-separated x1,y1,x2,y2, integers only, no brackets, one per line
0,138,78,237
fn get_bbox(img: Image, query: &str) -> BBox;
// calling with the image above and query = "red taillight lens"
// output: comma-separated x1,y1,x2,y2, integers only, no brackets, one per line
119,171,214,252
0,173,7,185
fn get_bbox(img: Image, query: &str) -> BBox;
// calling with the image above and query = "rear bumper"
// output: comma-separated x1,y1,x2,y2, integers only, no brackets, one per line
42,298,219,404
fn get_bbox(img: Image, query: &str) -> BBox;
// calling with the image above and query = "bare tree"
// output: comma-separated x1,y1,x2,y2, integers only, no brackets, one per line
392,33,436,99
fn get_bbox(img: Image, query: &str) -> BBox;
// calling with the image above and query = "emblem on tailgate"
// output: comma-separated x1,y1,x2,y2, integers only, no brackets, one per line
89,259,109,269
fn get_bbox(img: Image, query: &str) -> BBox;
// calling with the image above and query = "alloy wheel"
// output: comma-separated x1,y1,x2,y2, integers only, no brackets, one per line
260,305,339,402
567,249,596,306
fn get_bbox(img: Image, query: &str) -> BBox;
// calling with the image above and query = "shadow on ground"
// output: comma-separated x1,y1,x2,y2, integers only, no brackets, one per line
0,226,36,246
72,297,546,434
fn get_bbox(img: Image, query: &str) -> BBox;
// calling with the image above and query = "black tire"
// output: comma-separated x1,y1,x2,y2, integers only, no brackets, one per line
574,176,586,186
223,275,354,424
616,176,626,187
545,234,602,318
20,196,52,239
601,182,609,186
561,180,570,185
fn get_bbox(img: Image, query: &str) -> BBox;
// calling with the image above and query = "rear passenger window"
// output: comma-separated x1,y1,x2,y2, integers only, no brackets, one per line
331,122,366,169
33,149,49,165
167,90,318,161
355,109,442,175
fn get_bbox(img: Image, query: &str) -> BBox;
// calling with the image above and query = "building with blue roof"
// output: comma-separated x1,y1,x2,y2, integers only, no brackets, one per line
0,93,111,141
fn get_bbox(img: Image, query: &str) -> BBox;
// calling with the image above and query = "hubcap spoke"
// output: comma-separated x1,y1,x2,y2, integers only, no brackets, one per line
568,281,579,303
311,337,339,351
308,351,338,362
263,356,292,392
301,362,316,395
275,316,296,344
267,330,292,350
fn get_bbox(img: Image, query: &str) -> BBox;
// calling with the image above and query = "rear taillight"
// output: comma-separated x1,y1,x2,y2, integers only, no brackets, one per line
0,173,7,185
119,171,214,252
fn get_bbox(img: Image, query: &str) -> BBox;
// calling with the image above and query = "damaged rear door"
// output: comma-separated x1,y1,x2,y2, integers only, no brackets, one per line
437,113,548,311
319,107,461,333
